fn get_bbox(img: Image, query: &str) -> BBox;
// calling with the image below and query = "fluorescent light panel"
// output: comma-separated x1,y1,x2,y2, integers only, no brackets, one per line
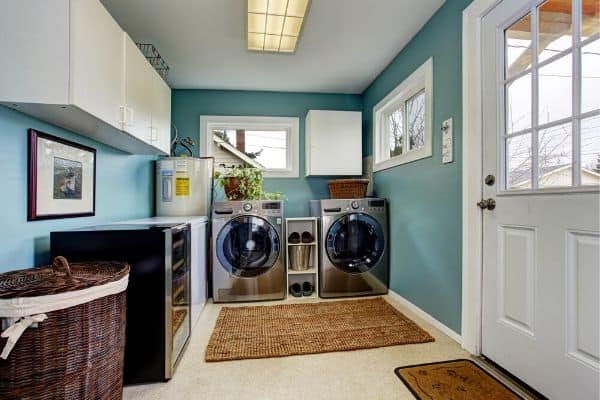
247,0,309,53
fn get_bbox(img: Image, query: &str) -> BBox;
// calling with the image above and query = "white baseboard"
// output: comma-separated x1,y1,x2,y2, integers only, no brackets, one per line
387,290,463,345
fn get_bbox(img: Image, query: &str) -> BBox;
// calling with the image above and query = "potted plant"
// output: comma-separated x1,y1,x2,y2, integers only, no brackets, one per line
215,167,285,201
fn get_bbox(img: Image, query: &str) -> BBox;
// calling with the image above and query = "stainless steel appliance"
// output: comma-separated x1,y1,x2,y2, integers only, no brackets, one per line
50,223,191,384
119,217,209,331
311,198,389,298
212,200,285,302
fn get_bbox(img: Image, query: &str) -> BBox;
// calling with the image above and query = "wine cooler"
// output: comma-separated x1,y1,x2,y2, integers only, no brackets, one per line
50,223,191,384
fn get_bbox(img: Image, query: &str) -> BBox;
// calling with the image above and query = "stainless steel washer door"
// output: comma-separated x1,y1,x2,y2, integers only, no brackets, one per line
326,213,385,274
216,215,280,277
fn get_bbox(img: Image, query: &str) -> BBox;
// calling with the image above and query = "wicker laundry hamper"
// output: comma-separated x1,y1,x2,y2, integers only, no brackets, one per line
328,179,369,199
0,256,129,400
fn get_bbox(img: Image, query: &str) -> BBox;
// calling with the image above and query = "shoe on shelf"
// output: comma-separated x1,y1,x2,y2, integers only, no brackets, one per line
302,282,313,297
288,232,301,244
290,283,302,297
301,231,314,243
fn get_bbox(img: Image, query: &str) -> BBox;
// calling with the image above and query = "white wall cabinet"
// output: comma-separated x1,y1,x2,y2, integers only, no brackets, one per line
305,110,362,176
0,0,170,155
70,0,125,130
124,34,155,144
151,72,173,154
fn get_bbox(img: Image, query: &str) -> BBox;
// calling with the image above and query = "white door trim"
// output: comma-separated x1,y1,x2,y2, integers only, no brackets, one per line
461,0,502,355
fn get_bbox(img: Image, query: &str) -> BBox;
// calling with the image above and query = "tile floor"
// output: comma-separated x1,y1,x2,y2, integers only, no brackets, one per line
123,295,535,400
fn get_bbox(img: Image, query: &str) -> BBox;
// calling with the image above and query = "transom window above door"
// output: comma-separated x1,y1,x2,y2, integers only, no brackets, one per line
200,116,299,178
503,0,600,190
372,58,433,171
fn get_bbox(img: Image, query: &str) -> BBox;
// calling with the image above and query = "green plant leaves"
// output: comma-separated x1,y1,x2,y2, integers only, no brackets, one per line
215,166,285,201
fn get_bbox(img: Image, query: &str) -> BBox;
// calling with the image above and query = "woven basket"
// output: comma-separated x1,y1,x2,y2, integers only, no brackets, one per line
0,256,129,400
328,179,369,199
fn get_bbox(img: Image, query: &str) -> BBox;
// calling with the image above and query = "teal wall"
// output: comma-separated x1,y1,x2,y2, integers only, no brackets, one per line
0,106,155,272
0,0,470,331
171,89,363,217
362,0,472,333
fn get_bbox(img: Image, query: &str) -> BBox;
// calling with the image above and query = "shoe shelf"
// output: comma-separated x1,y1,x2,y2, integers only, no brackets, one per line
285,217,319,299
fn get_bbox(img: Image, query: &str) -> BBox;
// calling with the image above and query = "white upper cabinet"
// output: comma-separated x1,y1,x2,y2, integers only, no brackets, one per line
124,34,154,143
70,0,124,130
305,110,362,176
151,73,172,154
0,0,170,155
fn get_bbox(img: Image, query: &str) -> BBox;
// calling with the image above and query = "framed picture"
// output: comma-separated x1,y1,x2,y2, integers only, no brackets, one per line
28,129,96,221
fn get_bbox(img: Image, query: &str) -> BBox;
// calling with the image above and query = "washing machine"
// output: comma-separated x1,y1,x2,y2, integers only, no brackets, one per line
212,200,285,302
311,198,389,298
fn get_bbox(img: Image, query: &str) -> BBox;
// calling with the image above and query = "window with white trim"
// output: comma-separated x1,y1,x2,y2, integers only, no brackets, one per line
503,0,600,190
372,58,433,171
200,116,299,178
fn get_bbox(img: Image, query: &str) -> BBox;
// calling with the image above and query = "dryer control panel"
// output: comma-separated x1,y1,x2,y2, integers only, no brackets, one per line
320,198,386,214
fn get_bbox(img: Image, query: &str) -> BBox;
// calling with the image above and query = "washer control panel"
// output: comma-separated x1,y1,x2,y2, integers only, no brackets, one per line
212,200,283,217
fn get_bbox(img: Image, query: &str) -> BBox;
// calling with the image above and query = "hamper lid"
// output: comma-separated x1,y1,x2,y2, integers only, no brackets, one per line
0,256,130,299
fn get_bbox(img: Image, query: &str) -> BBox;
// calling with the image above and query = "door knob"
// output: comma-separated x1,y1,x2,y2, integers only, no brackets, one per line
477,198,496,210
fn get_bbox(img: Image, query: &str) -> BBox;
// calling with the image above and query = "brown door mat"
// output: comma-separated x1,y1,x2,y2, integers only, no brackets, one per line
205,297,434,362
395,359,525,400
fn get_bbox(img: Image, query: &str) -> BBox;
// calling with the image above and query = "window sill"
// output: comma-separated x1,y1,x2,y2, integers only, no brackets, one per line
373,148,432,172
263,169,299,178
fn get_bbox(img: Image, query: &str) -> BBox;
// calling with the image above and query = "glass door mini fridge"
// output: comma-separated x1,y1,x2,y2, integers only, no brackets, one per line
50,223,191,384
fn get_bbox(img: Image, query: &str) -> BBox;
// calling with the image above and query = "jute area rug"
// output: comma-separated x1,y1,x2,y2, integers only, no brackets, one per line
395,359,524,400
205,297,434,362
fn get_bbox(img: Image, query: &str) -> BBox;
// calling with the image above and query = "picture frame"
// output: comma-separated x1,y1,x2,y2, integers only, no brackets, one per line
28,129,96,221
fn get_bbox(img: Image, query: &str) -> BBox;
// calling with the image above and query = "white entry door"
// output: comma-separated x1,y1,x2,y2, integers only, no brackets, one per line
481,0,600,398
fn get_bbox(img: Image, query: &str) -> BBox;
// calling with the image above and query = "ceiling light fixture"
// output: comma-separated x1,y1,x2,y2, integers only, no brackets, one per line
247,0,310,53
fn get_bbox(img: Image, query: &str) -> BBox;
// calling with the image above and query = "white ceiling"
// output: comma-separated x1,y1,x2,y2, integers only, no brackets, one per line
101,0,445,93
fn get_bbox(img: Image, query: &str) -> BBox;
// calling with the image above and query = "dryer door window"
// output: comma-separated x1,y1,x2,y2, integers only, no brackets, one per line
216,215,280,277
326,213,385,274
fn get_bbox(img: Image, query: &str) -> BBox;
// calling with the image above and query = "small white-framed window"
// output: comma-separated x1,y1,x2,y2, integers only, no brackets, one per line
200,115,299,178
372,57,433,172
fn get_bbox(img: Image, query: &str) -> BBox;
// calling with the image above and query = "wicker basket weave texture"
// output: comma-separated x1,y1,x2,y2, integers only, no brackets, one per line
328,179,369,199
0,258,129,400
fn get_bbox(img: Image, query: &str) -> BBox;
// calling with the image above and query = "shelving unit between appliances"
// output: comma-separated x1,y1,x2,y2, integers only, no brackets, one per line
285,217,319,299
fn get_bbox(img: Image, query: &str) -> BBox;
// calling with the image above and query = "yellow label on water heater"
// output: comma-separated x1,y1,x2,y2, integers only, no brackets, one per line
175,177,190,196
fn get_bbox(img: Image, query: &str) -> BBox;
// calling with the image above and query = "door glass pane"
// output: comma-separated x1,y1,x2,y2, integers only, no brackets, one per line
387,108,404,157
506,73,532,133
507,132,532,189
581,0,600,41
326,213,385,274
581,116,600,186
582,39,600,114
538,53,572,125
538,0,573,63
216,216,277,277
406,90,426,151
506,14,533,78
538,122,573,187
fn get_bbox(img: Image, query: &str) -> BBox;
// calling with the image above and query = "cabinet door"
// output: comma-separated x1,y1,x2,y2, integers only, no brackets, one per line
69,0,124,129
306,110,362,175
124,35,154,143
190,222,208,329
151,73,172,154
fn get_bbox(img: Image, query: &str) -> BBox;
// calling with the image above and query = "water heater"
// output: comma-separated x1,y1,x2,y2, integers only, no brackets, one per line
156,157,213,217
